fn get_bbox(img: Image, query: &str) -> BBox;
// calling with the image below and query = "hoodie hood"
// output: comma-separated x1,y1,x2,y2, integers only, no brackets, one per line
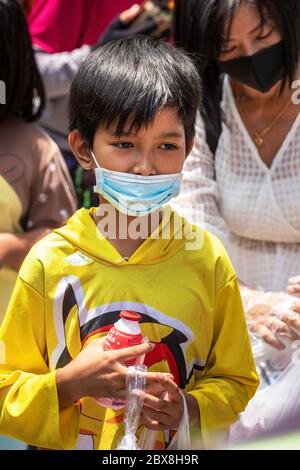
55,207,197,267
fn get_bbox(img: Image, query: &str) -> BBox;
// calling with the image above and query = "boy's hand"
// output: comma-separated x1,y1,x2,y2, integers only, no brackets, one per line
56,339,173,410
138,374,184,431
56,337,153,408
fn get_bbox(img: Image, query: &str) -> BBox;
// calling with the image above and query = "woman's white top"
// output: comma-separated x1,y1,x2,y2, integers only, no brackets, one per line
171,76,300,291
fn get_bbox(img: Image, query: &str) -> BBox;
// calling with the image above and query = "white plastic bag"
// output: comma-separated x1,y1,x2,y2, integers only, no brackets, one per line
167,390,191,450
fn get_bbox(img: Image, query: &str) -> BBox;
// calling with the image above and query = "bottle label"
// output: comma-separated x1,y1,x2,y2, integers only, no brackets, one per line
96,312,144,409
104,326,143,351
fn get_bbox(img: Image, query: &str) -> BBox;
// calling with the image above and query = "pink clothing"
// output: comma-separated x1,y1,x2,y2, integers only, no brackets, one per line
28,0,143,53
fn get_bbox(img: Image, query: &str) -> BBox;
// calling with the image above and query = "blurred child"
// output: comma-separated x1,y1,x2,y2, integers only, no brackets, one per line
0,0,76,324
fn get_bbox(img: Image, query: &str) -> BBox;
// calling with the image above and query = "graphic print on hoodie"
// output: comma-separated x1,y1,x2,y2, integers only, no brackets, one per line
0,207,259,450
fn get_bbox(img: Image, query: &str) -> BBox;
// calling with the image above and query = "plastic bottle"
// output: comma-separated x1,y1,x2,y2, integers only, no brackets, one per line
95,310,144,410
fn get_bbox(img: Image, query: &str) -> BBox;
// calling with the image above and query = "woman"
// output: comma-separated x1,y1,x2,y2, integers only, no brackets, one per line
171,0,300,374
0,0,77,324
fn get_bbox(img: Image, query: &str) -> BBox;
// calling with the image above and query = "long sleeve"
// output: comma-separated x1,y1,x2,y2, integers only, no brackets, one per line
0,269,79,449
188,275,259,448
171,113,229,248
35,46,91,100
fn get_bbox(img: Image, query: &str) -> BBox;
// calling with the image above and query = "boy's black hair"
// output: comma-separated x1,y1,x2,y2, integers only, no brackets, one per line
69,36,202,151
0,0,45,123
174,0,300,154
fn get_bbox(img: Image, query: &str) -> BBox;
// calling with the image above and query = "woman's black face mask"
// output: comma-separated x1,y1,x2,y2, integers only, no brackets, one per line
218,41,285,93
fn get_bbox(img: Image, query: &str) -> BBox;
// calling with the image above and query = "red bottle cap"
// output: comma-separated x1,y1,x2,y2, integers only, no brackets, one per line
120,311,141,322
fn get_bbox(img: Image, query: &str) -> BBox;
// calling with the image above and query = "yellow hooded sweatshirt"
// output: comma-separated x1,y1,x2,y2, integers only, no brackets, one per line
0,207,258,450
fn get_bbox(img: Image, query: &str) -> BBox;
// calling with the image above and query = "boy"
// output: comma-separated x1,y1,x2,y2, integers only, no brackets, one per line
0,37,258,450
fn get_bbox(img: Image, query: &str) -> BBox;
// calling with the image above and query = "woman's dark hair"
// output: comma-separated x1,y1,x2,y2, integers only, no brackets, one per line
69,36,202,151
174,0,300,154
0,0,45,123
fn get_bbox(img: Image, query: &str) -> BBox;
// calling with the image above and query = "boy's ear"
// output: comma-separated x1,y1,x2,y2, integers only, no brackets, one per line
68,130,94,170
185,137,195,159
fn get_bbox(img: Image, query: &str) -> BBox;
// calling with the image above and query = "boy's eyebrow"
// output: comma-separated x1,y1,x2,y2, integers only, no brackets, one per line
111,130,133,137
110,131,183,139
158,131,183,139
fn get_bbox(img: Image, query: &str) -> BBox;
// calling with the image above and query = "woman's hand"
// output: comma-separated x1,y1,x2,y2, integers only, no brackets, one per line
281,300,300,335
288,276,300,296
243,289,299,350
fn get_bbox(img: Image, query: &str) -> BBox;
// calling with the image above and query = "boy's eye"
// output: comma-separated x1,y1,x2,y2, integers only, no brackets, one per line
113,142,133,149
160,143,177,151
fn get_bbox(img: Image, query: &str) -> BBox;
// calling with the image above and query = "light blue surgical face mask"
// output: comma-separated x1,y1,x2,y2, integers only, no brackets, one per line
91,151,182,217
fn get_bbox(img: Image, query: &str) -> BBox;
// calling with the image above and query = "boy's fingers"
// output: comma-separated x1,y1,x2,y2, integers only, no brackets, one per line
88,336,107,349
151,373,181,399
141,404,169,425
145,382,167,396
146,371,174,381
114,341,153,361
141,412,171,431
133,390,168,412
145,372,174,396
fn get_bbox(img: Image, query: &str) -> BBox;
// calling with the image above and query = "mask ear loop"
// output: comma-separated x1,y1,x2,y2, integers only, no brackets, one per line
90,149,100,169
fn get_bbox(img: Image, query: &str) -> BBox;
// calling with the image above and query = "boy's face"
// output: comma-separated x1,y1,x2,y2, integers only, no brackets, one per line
69,107,193,175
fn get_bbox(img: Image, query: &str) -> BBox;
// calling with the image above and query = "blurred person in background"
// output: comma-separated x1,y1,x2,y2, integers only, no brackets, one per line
0,0,77,326
27,0,172,208
20,0,35,15
171,0,300,387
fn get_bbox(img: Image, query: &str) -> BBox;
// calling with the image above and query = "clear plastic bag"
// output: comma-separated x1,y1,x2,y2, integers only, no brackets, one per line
242,289,299,384
117,367,191,450
138,428,158,450
230,360,300,443
116,365,147,450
